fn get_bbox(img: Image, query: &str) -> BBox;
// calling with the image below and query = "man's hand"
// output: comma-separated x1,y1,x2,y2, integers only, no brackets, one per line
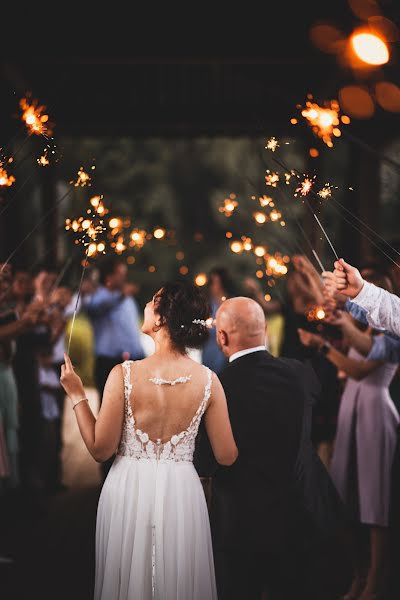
333,259,364,298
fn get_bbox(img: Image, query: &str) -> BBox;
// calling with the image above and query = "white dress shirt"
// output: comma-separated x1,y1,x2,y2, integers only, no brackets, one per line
353,281,400,337
229,345,267,363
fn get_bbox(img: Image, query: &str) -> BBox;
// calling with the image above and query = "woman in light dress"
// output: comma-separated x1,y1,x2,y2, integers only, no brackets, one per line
60,280,238,599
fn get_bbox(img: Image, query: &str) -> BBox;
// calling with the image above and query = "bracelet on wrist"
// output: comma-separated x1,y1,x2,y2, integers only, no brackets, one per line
72,397,89,410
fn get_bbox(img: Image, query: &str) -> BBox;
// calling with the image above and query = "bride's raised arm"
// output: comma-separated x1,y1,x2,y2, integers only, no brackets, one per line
203,373,238,466
60,354,125,462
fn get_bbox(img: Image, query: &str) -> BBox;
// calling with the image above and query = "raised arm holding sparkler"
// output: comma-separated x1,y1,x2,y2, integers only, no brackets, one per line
334,258,400,337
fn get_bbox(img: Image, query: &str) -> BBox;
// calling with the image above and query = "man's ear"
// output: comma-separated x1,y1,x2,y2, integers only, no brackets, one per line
220,330,228,348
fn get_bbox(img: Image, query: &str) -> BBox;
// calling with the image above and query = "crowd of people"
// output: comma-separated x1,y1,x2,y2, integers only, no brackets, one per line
1,252,400,598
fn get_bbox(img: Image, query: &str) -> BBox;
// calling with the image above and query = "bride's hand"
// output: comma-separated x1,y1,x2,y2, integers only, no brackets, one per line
60,353,85,401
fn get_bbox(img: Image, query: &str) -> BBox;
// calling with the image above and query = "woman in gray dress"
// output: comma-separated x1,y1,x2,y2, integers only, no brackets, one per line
298,271,399,600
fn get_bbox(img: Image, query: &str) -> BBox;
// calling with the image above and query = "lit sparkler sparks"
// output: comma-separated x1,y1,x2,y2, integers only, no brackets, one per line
300,97,349,147
259,195,272,207
307,306,326,321
72,168,92,187
37,151,50,167
130,229,147,248
219,194,238,217
318,184,333,199
265,254,288,276
295,176,315,197
20,97,53,137
265,137,279,152
0,165,15,187
265,170,280,187
269,209,282,222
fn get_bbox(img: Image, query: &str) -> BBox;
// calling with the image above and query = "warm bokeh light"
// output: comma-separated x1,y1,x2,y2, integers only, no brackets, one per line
265,171,280,187
195,273,208,287
259,195,272,207
179,266,189,275
153,228,166,239
255,246,266,257
109,218,122,229
127,256,135,265
256,270,264,278
254,212,267,224
149,265,156,273
339,85,375,119
0,166,15,187
309,148,319,158
230,241,243,254
375,81,400,112
300,99,347,147
351,32,389,65
176,251,185,260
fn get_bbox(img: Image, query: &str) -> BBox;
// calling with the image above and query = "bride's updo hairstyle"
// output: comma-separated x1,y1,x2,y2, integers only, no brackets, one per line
154,281,210,352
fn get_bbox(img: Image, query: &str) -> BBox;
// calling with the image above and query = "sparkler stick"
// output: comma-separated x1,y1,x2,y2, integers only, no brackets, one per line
67,252,89,354
312,212,339,260
312,249,326,273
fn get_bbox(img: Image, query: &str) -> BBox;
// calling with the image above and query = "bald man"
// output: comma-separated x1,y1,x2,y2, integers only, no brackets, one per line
195,297,345,600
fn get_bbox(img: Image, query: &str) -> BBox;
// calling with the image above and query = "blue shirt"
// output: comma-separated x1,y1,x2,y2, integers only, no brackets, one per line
344,299,400,363
85,287,144,359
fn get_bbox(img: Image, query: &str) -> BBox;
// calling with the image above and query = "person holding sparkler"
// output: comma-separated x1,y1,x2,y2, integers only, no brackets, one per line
60,280,237,600
299,268,399,600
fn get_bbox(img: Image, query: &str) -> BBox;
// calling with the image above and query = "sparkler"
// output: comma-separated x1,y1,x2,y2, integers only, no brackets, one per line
37,151,50,167
307,306,326,321
219,194,238,217
265,137,279,152
317,185,333,199
265,170,280,187
259,195,272,207
20,97,53,138
312,249,326,273
0,165,15,187
72,168,92,187
299,97,349,147
295,176,315,197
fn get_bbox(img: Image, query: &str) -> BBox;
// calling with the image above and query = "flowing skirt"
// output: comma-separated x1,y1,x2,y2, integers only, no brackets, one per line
94,455,217,600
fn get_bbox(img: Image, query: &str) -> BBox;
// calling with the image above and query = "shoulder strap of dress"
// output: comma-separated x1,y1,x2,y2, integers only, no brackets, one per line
122,360,134,408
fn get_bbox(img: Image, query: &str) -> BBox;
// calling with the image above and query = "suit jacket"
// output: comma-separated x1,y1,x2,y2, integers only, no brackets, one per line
195,350,344,553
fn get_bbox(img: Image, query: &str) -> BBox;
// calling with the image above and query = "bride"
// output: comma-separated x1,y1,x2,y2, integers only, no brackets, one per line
60,280,238,599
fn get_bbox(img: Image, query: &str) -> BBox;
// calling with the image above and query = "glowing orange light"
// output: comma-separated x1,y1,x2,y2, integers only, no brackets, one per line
0,166,15,187
256,270,264,278
295,177,315,197
254,212,267,224
265,137,279,152
265,171,280,187
195,273,208,287
179,266,189,275
153,228,165,239
37,152,50,166
259,195,272,207
255,246,266,257
219,195,238,217
230,241,243,254
270,209,281,222
264,294,271,302
351,32,389,65
73,168,91,187
20,97,53,137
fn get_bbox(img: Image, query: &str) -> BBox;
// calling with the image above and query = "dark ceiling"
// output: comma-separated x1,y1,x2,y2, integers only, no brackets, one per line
1,2,399,138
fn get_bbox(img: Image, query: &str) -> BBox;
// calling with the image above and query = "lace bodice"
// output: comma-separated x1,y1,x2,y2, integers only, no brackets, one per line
117,361,212,462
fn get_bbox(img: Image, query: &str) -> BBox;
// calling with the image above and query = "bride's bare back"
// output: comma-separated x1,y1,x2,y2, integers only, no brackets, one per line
128,355,211,444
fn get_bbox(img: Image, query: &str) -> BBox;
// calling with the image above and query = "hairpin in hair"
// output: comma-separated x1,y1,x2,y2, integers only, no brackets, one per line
192,319,207,327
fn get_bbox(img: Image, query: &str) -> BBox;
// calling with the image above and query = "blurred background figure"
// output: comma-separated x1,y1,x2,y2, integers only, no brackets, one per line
84,257,144,477
202,267,240,374
299,269,399,600
37,343,62,494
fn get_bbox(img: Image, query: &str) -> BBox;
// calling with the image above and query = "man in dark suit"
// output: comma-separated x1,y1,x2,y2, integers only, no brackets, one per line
195,297,346,600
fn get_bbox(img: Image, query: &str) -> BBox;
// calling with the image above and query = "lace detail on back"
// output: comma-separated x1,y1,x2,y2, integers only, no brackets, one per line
117,361,212,462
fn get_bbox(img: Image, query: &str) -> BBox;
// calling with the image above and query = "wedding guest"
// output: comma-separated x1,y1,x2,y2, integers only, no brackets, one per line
243,276,284,356
85,257,144,394
299,272,399,600
281,255,342,459
202,267,239,374
85,257,144,476
37,344,61,493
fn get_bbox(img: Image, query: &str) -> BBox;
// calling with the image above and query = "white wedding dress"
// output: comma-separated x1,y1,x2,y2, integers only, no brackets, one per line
94,361,217,600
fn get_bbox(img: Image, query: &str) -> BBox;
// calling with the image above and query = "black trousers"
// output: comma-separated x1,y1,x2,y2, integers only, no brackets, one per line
94,356,122,479
214,548,305,600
